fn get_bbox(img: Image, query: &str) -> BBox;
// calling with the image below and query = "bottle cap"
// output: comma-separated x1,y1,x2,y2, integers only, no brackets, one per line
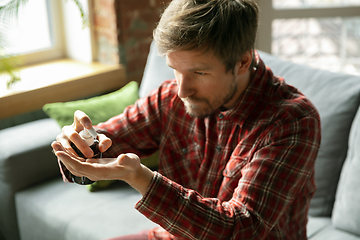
79,128,96,146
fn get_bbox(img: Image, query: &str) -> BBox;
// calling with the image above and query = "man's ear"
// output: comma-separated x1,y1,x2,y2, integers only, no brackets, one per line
235,49,253,76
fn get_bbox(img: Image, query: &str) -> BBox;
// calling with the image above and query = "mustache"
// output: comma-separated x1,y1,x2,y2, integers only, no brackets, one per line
181,96,208,103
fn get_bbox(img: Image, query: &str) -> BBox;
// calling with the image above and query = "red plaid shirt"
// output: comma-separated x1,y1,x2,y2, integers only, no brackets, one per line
96,52,321,240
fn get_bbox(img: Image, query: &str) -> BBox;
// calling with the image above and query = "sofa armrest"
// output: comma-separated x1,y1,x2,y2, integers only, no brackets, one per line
0,118,62,240
0,118,61,191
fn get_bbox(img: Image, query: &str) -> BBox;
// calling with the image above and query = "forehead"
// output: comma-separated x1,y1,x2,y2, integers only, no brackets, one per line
166,50,224,71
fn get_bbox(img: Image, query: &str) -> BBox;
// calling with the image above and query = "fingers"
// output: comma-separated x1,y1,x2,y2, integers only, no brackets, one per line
58,110,95,158
73,110,93,132
116,153,141,170
98,133,112,152
56,111,112,159
52,141,84,161
52,142,142,182
58,125,93,158
52,141,93,179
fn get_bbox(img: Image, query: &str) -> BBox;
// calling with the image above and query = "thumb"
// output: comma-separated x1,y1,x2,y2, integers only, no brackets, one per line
73,110,93,132
117,153,140,167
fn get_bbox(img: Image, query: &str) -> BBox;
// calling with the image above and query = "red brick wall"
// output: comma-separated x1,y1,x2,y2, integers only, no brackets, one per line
92,0,171,85
92,0,119,65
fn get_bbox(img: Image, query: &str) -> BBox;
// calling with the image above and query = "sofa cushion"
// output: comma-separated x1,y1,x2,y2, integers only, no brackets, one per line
332,104,360,236
258,51,360,217
43,81,139,128
16,178,158,240
139,41,174,98
308,225,360,240
307,217,331,239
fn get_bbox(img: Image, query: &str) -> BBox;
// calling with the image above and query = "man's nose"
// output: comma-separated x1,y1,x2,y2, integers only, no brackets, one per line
177,73,195,99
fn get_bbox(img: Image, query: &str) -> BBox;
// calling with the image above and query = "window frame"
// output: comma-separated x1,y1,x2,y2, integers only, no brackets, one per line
256,0,360,54
8,0,66,66
6,0,95,66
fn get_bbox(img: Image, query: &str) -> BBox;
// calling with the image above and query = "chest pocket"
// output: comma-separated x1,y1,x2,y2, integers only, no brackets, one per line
219,157,249,201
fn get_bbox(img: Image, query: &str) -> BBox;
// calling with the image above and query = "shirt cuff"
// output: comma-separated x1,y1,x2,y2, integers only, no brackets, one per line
135,172,178,227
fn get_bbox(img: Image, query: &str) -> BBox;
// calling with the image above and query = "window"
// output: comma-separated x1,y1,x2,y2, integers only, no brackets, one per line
0,0,65,65
256,0,360,76
0,0,120,119
1,0,52,55
273,0,360,8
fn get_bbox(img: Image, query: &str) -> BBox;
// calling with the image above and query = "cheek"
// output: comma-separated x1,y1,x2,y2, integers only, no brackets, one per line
205,76,232,93
208,76,236,99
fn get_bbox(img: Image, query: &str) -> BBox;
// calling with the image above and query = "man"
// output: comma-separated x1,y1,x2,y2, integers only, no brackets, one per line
52,0,321,239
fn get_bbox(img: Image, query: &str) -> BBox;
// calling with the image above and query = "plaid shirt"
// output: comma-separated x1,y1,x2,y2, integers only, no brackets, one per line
96,52,321,240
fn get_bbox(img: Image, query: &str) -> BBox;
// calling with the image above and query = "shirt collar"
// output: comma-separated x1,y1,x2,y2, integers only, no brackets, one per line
213,50,267,125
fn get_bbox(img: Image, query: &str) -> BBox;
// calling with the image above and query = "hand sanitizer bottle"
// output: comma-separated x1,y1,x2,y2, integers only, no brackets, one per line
69,127,102,185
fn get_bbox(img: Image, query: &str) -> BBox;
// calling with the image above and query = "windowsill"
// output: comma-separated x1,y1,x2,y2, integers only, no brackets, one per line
0,59,127,119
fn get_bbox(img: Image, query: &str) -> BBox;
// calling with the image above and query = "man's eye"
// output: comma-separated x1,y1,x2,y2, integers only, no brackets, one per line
195,72,205,75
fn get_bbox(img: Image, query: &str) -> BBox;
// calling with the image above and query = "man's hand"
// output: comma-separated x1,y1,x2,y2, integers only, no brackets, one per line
51,110,154,195
52,142,155,196
56,110,112,159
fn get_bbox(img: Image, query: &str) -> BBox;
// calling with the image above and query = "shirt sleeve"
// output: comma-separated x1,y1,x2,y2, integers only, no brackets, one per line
95,81,174,159
135,116,321,240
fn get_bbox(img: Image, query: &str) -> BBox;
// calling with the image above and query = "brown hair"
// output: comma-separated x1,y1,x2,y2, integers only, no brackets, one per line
154,0,259,72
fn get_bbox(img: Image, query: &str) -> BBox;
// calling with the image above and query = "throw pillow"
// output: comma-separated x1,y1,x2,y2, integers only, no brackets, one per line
43,81,139,128
332,105,360,236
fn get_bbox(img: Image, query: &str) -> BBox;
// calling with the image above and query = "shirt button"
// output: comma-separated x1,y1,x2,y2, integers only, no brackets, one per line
219,113,224,119
206,180,211,185
216,146,221,152
182,148,187,154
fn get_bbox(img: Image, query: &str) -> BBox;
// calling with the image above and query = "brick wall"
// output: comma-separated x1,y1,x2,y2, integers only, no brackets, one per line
92,0,119,65
92,0,171,85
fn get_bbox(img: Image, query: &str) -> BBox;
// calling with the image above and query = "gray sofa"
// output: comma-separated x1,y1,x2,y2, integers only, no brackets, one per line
1,42,360,240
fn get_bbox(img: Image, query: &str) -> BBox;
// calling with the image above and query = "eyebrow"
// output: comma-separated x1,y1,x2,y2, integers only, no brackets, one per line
166,61,212,72
166,61,174,69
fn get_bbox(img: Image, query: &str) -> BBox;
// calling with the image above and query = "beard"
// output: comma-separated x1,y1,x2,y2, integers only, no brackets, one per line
181,79,238,118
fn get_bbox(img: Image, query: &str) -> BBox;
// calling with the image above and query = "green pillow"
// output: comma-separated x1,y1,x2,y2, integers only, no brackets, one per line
43,81,139,128
43,81,139,192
